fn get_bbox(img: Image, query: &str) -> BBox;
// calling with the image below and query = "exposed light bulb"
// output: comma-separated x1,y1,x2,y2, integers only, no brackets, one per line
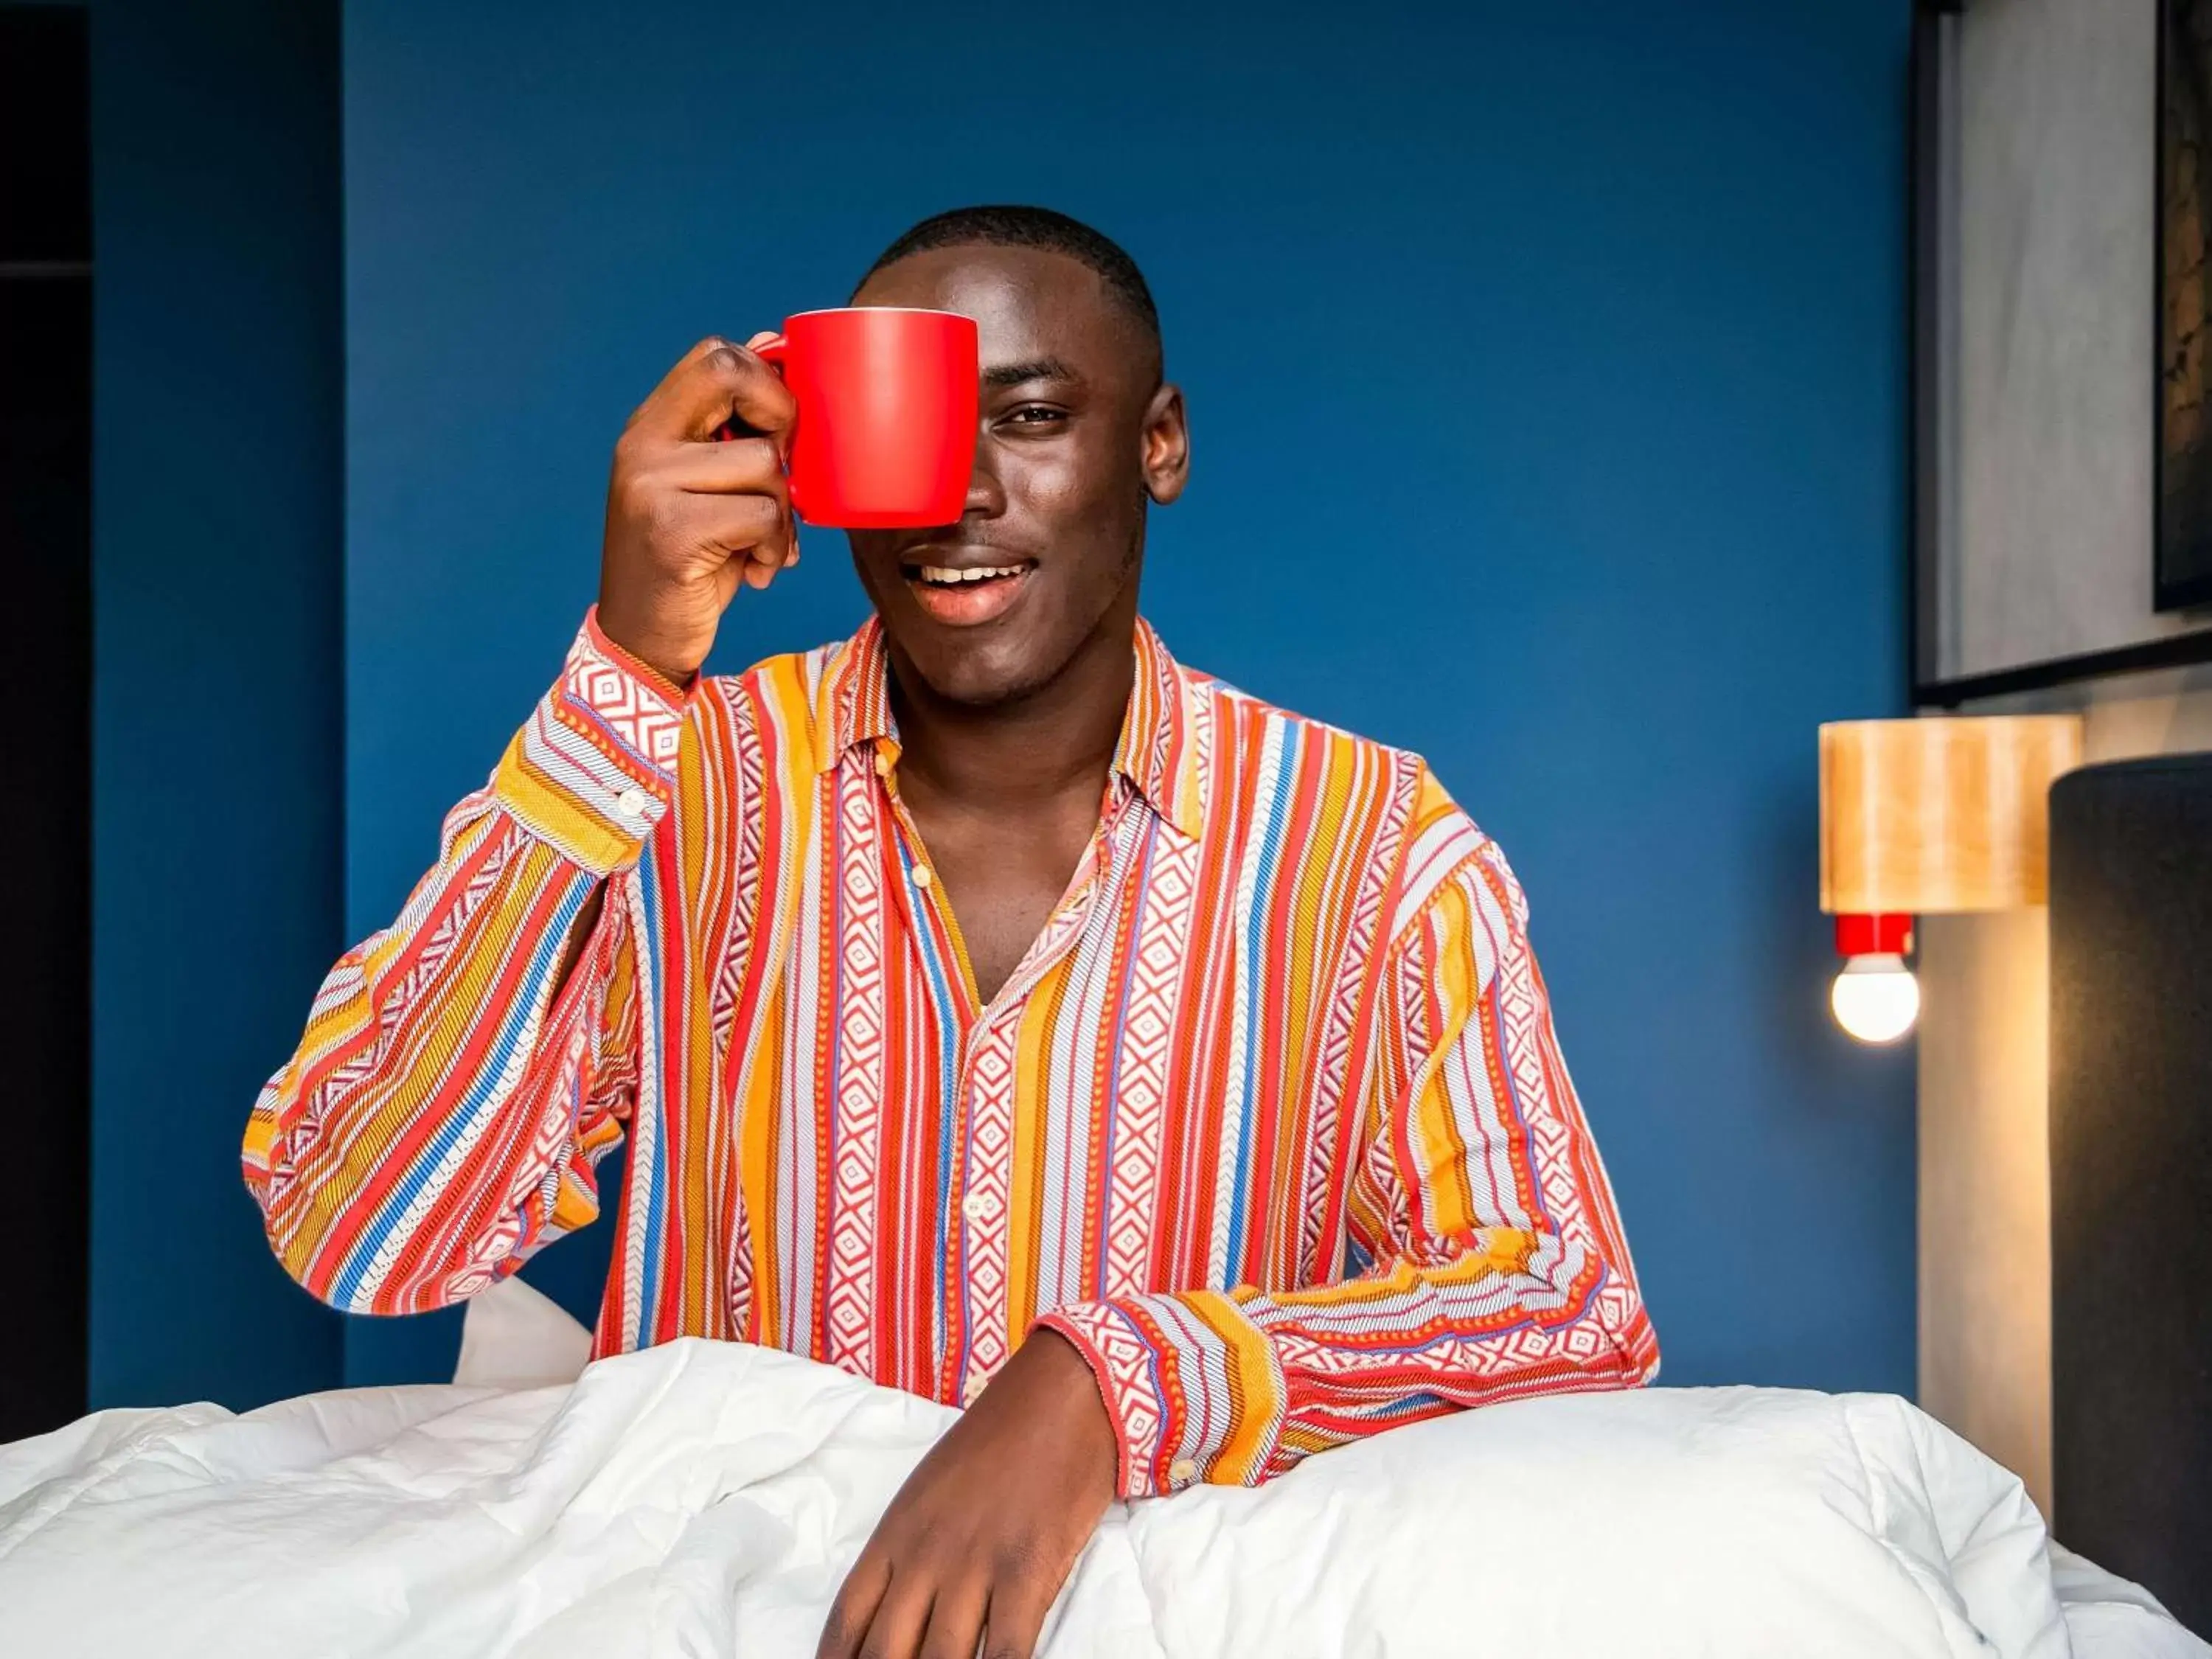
1830,953,1919,1043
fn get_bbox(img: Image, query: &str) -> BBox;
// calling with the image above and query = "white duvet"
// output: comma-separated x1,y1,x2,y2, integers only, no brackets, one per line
1,1336,2201,1658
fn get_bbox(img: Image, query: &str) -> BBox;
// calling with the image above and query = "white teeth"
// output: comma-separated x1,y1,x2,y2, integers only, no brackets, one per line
917,564,1025,585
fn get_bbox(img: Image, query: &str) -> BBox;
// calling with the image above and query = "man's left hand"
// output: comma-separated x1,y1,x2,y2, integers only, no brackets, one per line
817,1329,1117,1659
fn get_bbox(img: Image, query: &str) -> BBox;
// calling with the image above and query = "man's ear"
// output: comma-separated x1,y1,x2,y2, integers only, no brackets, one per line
1141,381,1189,506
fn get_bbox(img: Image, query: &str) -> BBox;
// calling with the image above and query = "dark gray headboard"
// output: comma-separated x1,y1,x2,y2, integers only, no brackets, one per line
2049,753,2212,1634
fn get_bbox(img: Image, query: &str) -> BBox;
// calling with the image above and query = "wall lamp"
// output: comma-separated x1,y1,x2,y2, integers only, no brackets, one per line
1818,714,2083,1043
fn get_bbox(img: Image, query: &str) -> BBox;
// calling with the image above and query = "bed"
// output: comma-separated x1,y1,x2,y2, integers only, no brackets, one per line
1,1282,2202,1658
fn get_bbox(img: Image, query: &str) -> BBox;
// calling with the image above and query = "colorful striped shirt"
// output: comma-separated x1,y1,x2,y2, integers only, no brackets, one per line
243,608,1658,1497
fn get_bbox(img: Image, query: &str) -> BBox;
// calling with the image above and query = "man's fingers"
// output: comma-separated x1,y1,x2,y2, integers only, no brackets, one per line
687,339,798,440
852,1571,934,1659
623,335,734,425
629,335,797,442
815,1552,889,1659
916,1576,989,1659
650,434,787,495
660,491,789,575
980,1580,1054,1659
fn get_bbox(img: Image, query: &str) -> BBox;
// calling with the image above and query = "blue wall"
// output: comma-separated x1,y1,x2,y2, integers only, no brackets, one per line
89,0,345,1408
337,0,1917,1389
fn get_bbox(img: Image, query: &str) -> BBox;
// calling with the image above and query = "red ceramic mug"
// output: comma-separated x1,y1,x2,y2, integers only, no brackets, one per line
729,307,979,529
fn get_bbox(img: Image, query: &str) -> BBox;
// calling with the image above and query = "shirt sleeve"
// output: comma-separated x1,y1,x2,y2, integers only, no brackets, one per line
240,608,693,1315
1038,776,1659,1499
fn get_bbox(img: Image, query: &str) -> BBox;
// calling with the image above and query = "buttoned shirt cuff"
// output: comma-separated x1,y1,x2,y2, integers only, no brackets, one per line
1035,1290,1287,1500
492,606,693,877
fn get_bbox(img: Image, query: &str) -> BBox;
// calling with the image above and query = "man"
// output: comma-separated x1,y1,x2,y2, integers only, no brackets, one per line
245,205,1658,1659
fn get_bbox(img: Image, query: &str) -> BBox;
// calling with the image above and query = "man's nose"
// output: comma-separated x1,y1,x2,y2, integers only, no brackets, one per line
963,428,1005,518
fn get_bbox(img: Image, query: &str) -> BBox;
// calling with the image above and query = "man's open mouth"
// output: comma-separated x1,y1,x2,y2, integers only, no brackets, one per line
899,559,1037,626
905,560,1033,586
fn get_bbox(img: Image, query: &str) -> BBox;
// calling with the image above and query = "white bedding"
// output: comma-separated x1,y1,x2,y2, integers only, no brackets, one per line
1,1336,2202,1658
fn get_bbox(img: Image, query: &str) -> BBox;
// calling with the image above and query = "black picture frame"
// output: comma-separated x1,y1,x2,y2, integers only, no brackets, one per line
2157,0,2212,611
1909,1,2212,708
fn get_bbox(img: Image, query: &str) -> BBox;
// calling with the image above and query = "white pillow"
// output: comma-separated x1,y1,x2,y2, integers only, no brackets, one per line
451,1273,592,1390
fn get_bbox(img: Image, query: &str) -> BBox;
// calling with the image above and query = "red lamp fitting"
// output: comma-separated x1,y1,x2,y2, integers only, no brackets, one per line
1834,913,1913,956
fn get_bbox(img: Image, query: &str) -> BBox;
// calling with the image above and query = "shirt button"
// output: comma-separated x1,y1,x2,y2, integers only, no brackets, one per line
615,787,650,819
1169,1458,1198,1485
961,1191,990,1223
962,1373,989,1407
911,864,934,888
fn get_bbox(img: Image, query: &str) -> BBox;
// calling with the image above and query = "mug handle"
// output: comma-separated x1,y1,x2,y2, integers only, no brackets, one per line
711,333,789,439
712,333,803,522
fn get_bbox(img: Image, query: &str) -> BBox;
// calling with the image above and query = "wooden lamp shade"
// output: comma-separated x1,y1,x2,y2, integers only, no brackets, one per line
1819,715,2084,917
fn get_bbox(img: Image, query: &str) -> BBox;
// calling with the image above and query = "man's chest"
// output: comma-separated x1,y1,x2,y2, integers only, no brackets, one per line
701,754,1405,1135
695,802,1380,1388
895,787,1104,1009
610,691,1422,1377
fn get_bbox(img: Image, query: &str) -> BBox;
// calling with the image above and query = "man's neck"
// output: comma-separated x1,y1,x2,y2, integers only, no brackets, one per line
886,606,1136,816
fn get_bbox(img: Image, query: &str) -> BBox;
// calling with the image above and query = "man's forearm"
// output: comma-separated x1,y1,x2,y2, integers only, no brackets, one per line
243,799,628,1312
244,611,681,1313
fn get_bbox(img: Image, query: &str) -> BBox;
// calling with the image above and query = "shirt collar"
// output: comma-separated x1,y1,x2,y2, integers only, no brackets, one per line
818,614,897,761
815,615,1204,841
1112,617,1206,839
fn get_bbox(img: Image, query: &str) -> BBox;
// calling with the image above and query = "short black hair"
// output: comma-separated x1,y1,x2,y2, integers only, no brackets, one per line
855,204,1162,377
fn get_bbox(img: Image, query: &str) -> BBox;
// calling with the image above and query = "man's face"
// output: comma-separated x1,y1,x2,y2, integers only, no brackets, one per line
846,244,1186,708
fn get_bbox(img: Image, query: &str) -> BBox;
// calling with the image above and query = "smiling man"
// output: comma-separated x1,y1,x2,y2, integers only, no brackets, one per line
244,206,1658,1659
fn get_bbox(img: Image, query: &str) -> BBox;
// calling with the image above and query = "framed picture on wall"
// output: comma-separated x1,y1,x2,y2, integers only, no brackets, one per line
2160,0,2212,611
1907,1,2212,706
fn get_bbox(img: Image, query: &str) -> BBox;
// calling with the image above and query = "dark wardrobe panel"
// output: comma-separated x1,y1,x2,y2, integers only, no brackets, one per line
0,3,93,1443
2050,753,2211,1635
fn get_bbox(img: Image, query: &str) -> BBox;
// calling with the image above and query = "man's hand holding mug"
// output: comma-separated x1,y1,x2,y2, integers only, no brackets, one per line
596,310,981,686
596,333,799,688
